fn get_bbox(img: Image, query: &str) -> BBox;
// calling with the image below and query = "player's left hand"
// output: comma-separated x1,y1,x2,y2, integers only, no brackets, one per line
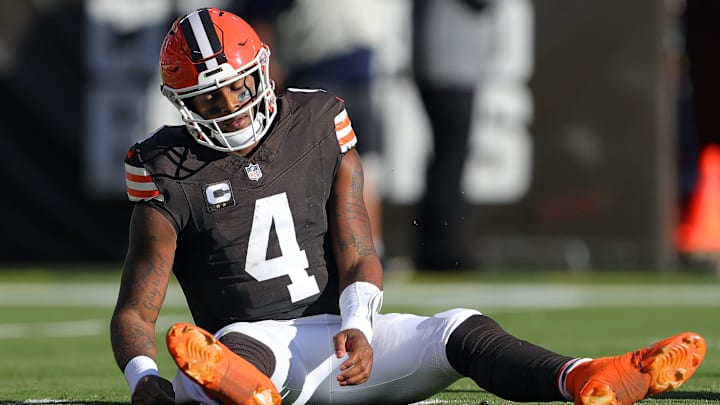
333,328,374,386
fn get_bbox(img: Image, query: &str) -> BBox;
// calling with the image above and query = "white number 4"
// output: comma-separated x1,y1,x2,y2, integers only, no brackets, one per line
245,192,320,302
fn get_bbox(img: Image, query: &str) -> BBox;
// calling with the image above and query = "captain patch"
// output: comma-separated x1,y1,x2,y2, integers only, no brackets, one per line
203,180,236,212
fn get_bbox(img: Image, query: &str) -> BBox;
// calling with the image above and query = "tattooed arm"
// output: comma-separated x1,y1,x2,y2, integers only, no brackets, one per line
110,203,176,403
328,148,384,386
328,148,383,292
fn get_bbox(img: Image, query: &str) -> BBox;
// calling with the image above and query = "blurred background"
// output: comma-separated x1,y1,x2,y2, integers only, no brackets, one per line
0,0,716,274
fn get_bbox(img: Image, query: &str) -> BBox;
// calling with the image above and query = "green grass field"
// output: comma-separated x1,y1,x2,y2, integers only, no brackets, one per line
0,266,719,404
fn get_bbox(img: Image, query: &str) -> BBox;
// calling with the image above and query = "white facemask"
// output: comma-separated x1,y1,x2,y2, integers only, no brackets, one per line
213,112,265,151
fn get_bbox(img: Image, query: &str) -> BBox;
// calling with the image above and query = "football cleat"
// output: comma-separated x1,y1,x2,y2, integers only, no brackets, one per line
167,322,281,405
566,332,705,405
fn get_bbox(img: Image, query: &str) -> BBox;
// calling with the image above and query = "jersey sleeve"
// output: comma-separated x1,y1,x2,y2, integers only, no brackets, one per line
123,142,186,232
124,146,163,203
333,102,358,153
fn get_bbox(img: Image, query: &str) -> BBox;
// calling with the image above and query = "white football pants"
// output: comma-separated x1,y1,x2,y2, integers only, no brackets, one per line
173,308,480,404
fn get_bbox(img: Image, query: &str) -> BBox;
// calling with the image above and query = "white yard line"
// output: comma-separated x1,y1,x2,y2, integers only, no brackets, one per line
0,319,105,339
0,401,73,404
0,281,717,339
383,283,720,309
1,281,719,308
0,315,190,340
0,282,187,307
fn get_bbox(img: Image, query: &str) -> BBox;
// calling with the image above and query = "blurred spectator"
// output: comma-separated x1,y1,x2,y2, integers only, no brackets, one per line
242,0,387,259
411,0,493,270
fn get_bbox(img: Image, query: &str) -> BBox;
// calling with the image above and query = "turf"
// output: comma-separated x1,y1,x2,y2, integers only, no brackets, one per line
0,268,718,404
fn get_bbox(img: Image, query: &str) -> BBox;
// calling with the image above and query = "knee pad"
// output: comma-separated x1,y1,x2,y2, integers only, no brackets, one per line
434,308,483,339
219,332,276,377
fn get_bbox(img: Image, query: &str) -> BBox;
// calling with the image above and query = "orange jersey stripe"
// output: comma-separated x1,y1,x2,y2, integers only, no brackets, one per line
338,130,356,147
334,109,356,152
127,188,161,199
335,115,351,132
126,172,153,183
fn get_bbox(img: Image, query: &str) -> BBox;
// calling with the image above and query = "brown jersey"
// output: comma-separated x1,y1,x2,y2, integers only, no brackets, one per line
124,89,358,332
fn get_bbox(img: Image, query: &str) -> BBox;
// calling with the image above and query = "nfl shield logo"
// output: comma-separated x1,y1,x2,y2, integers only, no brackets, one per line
244,163,263,181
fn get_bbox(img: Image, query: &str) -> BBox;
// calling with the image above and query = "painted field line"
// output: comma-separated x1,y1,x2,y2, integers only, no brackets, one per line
383,283,720,310
0,282,717,339
0,319,105,339
0,314,190,340
0,282,187,307
0,282,718,309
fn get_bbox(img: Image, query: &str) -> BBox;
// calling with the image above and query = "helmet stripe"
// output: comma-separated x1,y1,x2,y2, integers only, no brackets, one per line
179,9,227,73
199,10,224,62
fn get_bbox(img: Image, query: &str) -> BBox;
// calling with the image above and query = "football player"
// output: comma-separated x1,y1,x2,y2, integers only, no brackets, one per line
110,8,705,405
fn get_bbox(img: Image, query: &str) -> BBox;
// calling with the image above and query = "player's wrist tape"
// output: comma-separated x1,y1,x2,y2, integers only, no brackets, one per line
124,355,160,393
339,281,383,343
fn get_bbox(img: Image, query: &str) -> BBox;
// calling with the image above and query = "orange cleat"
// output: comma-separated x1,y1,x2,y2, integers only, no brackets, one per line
567,332,706,405
167,322,282,405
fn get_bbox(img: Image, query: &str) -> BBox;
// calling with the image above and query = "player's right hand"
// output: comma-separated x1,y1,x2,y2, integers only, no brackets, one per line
131,375,175,404
334,328,374,386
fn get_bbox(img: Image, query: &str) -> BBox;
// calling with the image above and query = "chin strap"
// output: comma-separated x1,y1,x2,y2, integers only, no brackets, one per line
338,281,384,343
217,112,265,151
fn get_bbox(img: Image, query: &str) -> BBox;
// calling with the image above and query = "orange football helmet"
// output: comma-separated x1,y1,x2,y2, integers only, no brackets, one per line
159,8,276,152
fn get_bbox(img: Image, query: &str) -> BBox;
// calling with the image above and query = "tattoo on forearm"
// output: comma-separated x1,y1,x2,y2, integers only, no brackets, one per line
350,162,363,198
113,252,169,365
129,320,156,354
335,160,377,257
352,234,376,257
112,318,157,365
132,253,168,315
143,272,164,313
